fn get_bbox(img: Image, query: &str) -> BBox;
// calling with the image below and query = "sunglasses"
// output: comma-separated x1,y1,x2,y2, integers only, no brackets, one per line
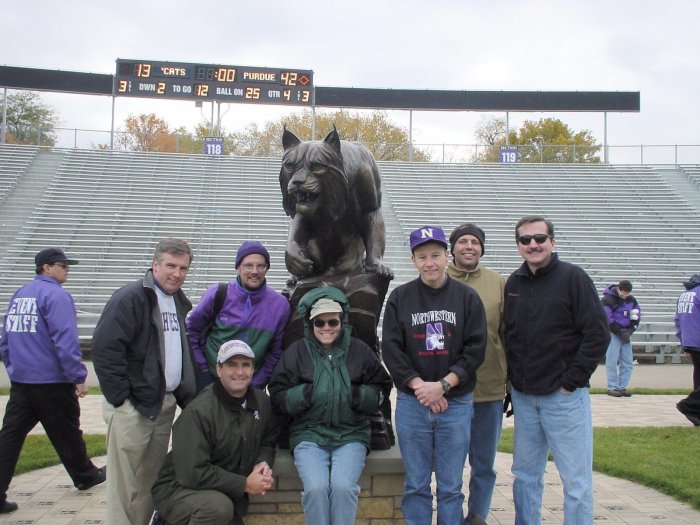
517,234,552,245
53,263,70,269
313,318,341,328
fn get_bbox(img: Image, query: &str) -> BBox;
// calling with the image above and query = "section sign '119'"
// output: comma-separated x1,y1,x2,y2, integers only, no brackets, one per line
114,59,313,106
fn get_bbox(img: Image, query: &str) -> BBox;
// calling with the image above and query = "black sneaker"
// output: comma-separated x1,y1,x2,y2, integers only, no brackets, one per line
76,465,106,491
676,402,700,426
619,389,632,397
0,500,18,514
607,389,623,397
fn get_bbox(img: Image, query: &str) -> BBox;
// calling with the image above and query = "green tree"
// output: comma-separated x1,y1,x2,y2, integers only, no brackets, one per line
0,91,59,146
229,109,431,161
474,117,601,163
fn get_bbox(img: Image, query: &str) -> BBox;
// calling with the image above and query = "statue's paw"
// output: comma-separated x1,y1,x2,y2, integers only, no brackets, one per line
365,261,395,280
287,258,314,279
286,275,300,287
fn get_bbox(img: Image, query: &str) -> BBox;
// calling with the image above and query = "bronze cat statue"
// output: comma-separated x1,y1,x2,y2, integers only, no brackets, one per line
280,127,394,282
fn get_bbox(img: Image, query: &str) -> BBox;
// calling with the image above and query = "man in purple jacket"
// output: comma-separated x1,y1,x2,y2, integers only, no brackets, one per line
187,241,291,391
602,280,641,397
0,248,105,515
675,274,700,426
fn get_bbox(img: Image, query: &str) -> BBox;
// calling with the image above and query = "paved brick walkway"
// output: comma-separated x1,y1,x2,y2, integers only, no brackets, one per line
0,365,698,524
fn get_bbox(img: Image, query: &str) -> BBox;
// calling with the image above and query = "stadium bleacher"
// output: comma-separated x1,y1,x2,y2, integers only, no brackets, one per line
0,144,38,205
1,144,699,363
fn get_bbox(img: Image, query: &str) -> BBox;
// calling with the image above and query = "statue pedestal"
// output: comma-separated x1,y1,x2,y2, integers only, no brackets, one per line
282,271,391,352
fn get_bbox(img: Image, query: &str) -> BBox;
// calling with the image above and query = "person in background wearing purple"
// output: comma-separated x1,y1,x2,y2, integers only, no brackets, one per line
187,241,291,392
0,248,105,515
674,274,700,426
601,280,641,397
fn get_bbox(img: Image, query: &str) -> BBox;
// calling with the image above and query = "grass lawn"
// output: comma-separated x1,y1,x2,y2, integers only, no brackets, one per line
15,434,106,476
498,426,700,510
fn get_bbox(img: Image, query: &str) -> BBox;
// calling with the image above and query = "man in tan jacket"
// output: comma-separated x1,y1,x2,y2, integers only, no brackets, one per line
447,223,507,525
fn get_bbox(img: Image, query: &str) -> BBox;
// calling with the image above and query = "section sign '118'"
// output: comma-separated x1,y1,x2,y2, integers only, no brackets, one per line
114,59,313,106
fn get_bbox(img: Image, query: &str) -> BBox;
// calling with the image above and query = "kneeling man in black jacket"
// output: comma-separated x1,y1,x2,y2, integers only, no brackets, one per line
152,340,278,525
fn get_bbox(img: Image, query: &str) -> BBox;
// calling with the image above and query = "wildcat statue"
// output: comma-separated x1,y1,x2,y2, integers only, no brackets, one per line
279,127,396,448
279,127,394,351
280,126,394,282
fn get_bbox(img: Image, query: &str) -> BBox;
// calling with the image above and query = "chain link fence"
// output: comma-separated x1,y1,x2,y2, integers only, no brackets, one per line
5,126,700,164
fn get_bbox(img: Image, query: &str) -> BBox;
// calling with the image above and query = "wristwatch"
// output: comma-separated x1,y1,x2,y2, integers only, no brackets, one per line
439,378,452,393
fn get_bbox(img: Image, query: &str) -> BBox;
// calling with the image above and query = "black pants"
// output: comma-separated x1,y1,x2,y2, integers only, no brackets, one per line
0,382,99,502
678,352,700,416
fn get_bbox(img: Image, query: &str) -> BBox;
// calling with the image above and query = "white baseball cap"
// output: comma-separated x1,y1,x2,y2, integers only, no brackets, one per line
217,340,255,364
309,298,343,319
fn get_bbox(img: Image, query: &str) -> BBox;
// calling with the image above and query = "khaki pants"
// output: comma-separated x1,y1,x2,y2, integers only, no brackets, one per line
102,395,177,525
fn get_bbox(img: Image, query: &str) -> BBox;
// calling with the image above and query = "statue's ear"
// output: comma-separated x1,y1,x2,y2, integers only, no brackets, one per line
282,126,301,151
323,125,341,155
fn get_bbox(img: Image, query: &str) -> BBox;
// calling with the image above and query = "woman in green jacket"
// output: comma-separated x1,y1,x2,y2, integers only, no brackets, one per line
269,286,392,525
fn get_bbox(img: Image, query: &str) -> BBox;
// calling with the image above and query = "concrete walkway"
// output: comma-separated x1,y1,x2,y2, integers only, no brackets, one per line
1,361,694,391
0,364,698,524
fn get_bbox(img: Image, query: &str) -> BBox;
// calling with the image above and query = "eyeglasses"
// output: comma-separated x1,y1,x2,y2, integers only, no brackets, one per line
517,234,552,245
240,263,268,272
313,318,341,328
53,263,69,269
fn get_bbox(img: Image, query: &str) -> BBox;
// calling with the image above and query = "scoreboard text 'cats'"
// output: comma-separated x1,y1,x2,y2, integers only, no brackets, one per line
114,59,313,106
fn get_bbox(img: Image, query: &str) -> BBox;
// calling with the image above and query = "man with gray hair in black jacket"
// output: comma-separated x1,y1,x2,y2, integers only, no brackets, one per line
93,238,196,525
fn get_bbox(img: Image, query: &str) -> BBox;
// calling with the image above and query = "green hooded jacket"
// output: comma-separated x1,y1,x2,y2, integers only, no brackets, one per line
269,286,392,451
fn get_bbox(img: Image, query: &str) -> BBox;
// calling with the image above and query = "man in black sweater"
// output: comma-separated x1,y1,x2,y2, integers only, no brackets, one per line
504,216,609,525
382,225,486,525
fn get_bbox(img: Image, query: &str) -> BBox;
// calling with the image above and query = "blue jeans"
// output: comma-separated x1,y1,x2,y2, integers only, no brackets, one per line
465,400,503,524
395,390,472,525
511,387,593,525
605,334,633,390
293,441,366,525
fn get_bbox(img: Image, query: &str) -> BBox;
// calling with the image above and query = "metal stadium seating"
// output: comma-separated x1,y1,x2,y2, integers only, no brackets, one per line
1,144,699,363
0,144,38,205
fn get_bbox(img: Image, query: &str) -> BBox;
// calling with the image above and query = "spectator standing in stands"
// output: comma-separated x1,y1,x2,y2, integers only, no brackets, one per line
0,248,106,515
602,280,641,397
446,223,507,525
674,273,700,426
92,238,196,525
187,241,291,392
382,225,486,525
504,216,610,525
152,340,278,524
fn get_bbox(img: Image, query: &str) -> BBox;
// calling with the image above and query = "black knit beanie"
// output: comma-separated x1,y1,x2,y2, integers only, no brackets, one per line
449,224,486,256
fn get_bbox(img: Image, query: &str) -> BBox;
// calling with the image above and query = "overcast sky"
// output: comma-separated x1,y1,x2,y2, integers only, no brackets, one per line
4,0,699,162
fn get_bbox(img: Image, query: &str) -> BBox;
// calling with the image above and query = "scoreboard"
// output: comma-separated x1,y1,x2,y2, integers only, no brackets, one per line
114,59,313,106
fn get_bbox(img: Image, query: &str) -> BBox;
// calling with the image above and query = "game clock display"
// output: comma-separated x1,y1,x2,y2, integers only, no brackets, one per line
114,59,313,106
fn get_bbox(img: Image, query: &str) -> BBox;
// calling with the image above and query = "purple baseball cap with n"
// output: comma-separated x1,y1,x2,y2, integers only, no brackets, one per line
409,226,448,252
